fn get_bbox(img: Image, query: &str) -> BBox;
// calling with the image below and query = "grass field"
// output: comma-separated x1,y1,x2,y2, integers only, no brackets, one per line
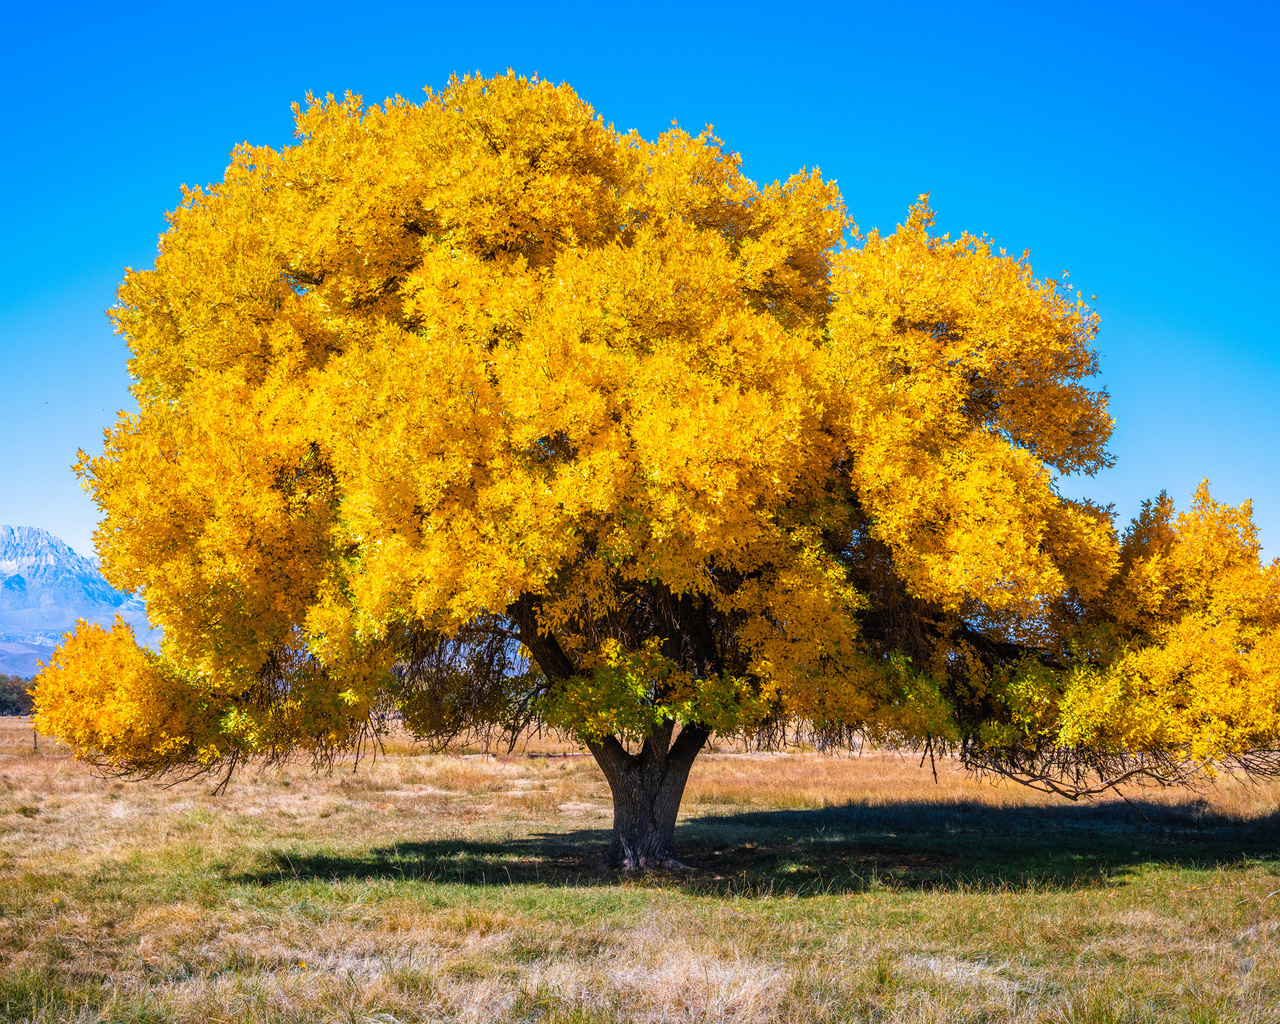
1,716,1278,1023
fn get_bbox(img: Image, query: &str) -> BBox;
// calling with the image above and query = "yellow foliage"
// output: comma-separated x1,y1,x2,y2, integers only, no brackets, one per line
1057,484,1280,763
34,617,224,770
826,199,1115,615
31,74,1277,788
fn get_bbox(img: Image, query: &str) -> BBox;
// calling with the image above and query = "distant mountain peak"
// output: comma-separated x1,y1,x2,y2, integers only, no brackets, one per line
0,525,95,572
0,525,157,675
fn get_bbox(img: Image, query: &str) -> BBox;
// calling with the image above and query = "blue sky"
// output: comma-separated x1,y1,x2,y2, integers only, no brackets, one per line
1,0,1276,559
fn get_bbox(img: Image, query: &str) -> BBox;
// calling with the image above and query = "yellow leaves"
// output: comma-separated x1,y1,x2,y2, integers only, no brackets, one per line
1044,484,1280,763
46,72,1277,786
1040,498,1119,602
832,197,1108,478
33,617,225,770
825,197,1114,616
1105,482,1278,637
58,72,870,767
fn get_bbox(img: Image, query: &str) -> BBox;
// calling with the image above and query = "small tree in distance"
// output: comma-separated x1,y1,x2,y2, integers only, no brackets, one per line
35,74,1280,869
0,675,35,716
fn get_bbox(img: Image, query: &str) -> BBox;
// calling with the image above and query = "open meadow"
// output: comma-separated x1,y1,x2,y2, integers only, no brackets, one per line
1,716,1278,1023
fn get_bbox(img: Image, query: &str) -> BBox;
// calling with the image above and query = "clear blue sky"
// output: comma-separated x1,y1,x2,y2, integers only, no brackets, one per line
1,0,1276,559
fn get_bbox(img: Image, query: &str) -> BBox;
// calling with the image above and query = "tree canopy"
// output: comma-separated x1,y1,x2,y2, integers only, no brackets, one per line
35,73,1280,867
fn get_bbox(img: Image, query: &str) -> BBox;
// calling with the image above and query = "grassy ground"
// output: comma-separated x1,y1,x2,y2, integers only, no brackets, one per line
1,717,1278,1023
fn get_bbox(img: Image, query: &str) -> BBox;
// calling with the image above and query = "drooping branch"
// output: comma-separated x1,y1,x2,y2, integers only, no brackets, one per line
958,738,1280,800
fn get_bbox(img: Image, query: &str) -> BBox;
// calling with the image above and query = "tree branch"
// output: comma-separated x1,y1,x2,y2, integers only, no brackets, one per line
506,594,576,680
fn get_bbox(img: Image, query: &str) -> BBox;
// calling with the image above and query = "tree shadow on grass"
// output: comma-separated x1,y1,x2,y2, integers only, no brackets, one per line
238,827,610,889
232,795,1279,896
672,794,1280,895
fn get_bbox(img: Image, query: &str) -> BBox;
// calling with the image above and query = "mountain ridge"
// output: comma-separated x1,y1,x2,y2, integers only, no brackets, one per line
0,525,156,677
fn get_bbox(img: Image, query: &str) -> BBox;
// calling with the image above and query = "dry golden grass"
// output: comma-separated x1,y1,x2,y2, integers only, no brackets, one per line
2,714,1279,1023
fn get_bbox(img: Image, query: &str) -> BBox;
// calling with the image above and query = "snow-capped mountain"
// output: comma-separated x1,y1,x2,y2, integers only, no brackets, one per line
0,526,157,677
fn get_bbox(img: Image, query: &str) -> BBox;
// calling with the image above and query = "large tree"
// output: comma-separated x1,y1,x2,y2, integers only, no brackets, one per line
35,74,1280,868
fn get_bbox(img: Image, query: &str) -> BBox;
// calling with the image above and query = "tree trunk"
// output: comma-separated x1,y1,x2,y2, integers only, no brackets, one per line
505,595,716,870
587,720,711,871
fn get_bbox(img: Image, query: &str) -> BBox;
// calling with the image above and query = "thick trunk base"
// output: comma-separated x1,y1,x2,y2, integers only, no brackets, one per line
605,790,689,871
589,722,710,872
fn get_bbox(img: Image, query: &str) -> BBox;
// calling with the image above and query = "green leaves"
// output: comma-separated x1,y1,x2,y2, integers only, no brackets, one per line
537,639,770,744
